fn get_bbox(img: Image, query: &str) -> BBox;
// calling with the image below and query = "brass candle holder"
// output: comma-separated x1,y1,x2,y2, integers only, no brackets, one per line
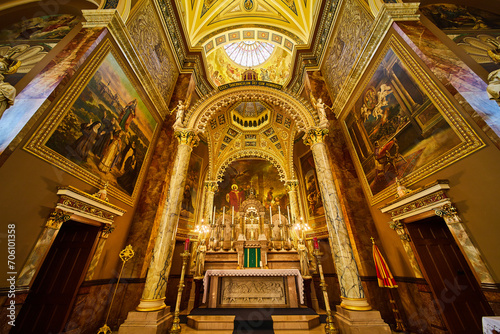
313,248,339,334
169,248,191,333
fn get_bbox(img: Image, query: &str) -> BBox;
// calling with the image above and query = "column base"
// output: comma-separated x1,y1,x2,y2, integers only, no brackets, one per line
340,297,371,311
335,305,391,334
118,306,173,334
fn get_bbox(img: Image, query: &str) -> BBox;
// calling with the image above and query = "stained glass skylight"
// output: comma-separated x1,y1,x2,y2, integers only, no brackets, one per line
224,41,275,67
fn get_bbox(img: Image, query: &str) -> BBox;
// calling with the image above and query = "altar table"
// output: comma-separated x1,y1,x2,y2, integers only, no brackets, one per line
483,316,500,334
202,269,304,308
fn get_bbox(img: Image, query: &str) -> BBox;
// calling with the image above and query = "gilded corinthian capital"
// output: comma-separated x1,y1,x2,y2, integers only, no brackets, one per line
303,127,329,146
174,130,199,147
204,180,219,193
285,180,299,192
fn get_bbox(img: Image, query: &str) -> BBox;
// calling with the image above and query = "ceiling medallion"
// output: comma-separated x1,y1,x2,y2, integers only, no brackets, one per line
243,0,254,11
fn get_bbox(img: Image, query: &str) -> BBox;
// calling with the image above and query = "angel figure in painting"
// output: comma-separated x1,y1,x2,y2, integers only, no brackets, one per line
193,239,207,278
297,239,311,278
487,69,500,107
0,56,21,120
310,94,332,127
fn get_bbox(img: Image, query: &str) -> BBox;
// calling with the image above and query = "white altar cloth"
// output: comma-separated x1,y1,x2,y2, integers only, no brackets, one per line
483,316,500,333
203,268,304,304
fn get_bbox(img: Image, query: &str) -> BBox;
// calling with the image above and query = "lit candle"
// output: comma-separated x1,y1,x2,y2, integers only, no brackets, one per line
278,206,282,225
313,237,319,249
185,238,190,251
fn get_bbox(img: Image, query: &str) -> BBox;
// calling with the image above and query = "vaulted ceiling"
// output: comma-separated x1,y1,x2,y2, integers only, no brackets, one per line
176,0,321,47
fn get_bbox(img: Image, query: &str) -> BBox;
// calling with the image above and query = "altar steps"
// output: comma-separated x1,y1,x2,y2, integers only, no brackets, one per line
187,308,320,333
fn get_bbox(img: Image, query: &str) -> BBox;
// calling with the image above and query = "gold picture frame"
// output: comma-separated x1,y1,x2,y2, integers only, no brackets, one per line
24,38,161,206
340,33,484,205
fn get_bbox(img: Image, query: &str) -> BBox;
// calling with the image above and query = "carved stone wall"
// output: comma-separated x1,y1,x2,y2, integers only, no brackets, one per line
220,276,286,305
322,0,373,104
128,0,178,116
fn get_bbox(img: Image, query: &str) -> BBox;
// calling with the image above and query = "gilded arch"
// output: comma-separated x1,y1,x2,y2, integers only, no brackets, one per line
184,86,318,133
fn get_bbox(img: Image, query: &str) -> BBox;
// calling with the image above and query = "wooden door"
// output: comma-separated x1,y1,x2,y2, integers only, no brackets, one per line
12,220,100,334
406,216,493,334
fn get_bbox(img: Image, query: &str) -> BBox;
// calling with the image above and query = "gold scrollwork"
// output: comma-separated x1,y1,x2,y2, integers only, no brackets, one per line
175,130,199,147
204,181,219,193
46,210,71,229
435,204,457,218
101,225,115,238
303,128,329,146
389,220,410,241
285,180,299,192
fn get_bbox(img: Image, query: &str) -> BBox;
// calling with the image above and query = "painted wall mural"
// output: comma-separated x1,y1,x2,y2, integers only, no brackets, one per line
0,14,81,86
299,151,324,225
213,159,288,214
25,44,158,204
420,4,500,73
343,37,484,203
206,46,292,86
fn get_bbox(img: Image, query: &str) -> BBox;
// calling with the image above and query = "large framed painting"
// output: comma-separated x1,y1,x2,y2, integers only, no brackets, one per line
298,151,324,227
24,39,160,205
341,34,484,204
179,153,203,229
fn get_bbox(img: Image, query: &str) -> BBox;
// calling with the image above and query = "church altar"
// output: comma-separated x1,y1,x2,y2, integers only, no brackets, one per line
202,269,304,308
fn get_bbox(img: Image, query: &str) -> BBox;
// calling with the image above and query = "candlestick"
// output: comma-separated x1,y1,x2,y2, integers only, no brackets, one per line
169,248,190,334
287,206,291,225
232,206,234,224
278,206,282,225
314,249,339,334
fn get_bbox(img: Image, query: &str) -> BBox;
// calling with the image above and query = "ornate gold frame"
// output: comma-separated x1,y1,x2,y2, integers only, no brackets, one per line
23,38,161,206
340,33,485,205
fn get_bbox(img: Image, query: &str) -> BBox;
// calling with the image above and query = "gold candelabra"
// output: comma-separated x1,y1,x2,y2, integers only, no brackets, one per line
314,248,339,334
169,243,191,334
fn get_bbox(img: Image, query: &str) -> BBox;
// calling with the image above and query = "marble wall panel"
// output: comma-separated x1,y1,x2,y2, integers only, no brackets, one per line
121,117,177,278
322,0,373,104
394,21,500,149
64,280,145,333
128,0,178,115
325,119,380,277
0,27,106,160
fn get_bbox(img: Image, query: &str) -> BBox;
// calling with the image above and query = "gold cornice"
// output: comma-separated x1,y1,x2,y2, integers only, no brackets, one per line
82,8,169,119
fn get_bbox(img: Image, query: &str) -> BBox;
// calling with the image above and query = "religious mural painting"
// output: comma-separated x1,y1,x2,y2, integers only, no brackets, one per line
213,159,288,215
299,151,324,226
420,4,500,73
342,36,484,203
0,14,81,86
206,47,292,87
25,42,159,205
179,153,203,224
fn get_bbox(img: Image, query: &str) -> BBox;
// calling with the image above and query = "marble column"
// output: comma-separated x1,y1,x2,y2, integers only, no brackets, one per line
136,130,199,311
303,127,370,311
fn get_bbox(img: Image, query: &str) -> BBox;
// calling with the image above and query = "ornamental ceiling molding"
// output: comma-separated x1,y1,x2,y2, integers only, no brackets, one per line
214,148,288,182
185,86,317,133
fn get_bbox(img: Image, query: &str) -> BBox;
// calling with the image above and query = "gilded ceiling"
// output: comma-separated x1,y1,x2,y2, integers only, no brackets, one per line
176,0,321,47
